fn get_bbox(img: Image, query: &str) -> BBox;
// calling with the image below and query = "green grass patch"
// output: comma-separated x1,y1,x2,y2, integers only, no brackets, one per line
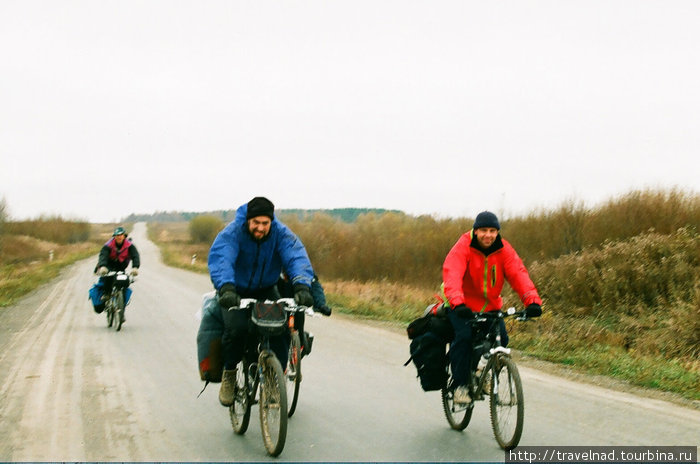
0,247,99,307
510,338,699,401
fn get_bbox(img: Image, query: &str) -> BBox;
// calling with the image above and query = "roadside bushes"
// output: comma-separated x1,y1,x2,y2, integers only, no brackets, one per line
189,215,224,244
281,212,471,286
525,227,700,362
505,188,700,264
284,188,699,289
4,216,91,244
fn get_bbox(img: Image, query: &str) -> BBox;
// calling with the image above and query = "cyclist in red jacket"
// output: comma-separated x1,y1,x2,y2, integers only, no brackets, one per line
442,211,542,404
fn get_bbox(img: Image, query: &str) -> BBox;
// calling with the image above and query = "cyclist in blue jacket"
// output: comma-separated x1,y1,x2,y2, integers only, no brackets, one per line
208,196,315,407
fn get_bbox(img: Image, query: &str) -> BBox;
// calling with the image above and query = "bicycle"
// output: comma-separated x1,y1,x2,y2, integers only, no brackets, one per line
285,300,329,417
102,271,133,332
442,307,530,450
228,297,314,457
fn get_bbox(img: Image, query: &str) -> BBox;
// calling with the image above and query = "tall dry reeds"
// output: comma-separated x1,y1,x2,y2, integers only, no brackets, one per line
282,188,700,293
281,212,472,286
506,188,700,263
5,216,91,244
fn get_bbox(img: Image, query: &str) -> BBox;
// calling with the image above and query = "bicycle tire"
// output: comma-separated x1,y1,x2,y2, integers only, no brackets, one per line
230,358,252,435
114,291,124,332
258,352,288,457
442,364,474,430
106,298,114,327
489,355,524,450
285,331,302,417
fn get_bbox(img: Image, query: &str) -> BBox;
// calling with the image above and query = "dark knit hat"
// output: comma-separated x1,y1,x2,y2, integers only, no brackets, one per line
473,211,500,230
246,196,275,220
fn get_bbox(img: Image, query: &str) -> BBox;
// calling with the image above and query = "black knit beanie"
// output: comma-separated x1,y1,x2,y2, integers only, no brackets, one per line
472,211,500,230
246,197,275,220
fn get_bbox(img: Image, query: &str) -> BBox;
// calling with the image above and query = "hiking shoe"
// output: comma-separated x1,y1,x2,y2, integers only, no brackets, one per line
453,386,472,405
219,368,236,406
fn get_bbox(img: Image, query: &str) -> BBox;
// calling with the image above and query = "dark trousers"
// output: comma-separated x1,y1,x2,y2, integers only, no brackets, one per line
99,275,129,309
221,286,290,371
448,311,509,387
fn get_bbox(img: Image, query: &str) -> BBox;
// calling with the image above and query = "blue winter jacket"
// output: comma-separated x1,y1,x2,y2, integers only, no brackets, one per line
208,204,314,292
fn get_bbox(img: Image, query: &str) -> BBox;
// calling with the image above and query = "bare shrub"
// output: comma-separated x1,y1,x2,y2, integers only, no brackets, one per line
189,215,224,244
5,216,90,244
528,227,699,362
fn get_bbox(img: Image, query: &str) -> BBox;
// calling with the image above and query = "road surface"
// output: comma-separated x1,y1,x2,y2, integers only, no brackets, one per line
0,223,697,461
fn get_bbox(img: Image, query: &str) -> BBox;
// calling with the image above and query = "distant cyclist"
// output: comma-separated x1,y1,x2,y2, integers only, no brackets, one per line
208,196,315,407
442,211,542,404
94,226,140,320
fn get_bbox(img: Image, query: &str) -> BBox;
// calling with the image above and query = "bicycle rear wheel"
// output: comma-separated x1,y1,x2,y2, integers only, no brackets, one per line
258,352,288,457
230,358,253,435
285,331,302,417
489,355,524,450
114,291,124,331
442,365,473,430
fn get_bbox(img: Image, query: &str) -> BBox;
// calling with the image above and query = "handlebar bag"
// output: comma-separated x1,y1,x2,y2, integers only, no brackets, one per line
114,273,130,288
251,301,287,336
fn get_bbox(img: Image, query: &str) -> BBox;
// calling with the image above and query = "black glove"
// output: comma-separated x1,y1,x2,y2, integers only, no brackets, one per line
293,284,314,306
218,283,240,309
316,305,332,316
525,303,542,318
453,304,475,319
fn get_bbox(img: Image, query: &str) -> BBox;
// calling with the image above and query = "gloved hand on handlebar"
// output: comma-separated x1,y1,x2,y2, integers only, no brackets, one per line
315,304,332,316
131,268,139,276
525,303,542,318
453,304,475,319
218,283,240,309
293,284,314,307
97,266,108,276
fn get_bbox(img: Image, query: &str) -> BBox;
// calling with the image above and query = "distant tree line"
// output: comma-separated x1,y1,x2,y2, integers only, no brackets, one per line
124,207,401,224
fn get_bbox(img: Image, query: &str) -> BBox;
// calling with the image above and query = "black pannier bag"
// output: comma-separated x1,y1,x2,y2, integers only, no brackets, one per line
407,332,448,391
405,303,453,391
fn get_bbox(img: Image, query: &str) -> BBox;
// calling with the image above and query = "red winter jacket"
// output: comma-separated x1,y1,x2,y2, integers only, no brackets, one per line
442,230,541,313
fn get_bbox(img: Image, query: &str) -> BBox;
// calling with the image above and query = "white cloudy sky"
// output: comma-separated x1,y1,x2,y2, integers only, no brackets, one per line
1,1,699,223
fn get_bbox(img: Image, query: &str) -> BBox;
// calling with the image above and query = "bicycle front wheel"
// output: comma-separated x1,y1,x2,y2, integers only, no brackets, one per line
114,291,124,332
285,331,302,417
230,358,252,435
258,352,288,457
489,355,524,450
442,365,473,430
106,299,114,327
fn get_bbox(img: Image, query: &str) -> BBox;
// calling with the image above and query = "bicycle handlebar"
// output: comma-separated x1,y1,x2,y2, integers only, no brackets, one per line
103,270,136,283
237,298,319,316
473,307,530,322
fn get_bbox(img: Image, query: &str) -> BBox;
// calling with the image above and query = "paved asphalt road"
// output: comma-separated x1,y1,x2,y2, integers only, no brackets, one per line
0,223,698,461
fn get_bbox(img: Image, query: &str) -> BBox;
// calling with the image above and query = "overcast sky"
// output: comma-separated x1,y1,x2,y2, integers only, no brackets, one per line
1,1,699,223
